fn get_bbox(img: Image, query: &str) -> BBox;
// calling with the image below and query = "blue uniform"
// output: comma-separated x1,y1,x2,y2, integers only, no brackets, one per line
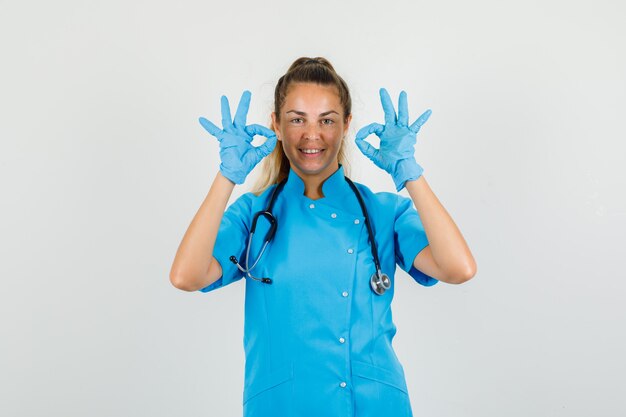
199,164,438,417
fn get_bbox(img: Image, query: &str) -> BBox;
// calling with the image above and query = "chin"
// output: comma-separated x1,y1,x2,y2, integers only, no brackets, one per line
293,163,325,175
292,160,336,177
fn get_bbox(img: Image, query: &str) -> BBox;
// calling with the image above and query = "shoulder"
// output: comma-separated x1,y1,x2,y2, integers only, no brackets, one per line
351,180,406,214
227,184,279,214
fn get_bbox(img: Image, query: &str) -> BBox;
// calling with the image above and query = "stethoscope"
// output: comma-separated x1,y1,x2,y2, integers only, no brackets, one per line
229,176,392,295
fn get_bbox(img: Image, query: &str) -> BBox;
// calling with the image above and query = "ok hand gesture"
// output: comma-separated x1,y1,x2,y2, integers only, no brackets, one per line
355,88,432,192
199,90,277,185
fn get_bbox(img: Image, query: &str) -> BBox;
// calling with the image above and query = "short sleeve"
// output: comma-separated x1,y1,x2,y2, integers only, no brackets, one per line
394,194,439,287
198,193,252,293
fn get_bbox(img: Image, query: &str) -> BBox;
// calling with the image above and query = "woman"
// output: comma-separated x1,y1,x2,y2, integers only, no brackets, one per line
170,57,476,417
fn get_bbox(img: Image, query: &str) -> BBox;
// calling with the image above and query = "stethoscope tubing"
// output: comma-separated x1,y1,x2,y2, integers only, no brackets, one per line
230,176,391,294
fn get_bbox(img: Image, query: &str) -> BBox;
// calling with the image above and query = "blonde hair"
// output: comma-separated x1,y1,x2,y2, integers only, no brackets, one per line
250,57,352,196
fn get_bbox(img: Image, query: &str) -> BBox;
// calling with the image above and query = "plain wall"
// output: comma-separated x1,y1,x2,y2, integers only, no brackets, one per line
1,0,625,416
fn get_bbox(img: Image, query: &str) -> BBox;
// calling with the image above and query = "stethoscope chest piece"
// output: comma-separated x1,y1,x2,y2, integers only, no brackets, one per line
370,271,391,295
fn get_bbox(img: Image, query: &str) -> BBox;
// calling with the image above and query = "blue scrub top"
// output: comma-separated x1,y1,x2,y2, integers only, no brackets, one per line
199,164,438,417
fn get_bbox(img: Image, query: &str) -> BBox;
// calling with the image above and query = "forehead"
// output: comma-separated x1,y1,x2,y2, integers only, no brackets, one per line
282,82,341,113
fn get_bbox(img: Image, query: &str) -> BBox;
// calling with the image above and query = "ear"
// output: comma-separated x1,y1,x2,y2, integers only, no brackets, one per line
271,112,281,140
344,113,353,136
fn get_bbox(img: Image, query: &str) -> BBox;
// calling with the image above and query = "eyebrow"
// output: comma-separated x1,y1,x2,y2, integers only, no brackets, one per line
285,110,340,117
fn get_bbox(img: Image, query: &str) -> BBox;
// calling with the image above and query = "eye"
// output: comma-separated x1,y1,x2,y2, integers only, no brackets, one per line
290,118,303,124
321,119,335,125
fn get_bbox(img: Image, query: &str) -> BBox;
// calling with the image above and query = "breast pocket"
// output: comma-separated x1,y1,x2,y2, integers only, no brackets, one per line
242,363,294,416
352,360,413,417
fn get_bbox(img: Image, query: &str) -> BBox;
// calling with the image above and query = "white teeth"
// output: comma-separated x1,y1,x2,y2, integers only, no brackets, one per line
301,149,322,154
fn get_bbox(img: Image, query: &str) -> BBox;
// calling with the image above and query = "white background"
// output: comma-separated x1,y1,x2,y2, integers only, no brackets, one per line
1,0,625,416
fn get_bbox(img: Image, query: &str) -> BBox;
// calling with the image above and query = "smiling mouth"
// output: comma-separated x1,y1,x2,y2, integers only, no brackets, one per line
299,148,325,155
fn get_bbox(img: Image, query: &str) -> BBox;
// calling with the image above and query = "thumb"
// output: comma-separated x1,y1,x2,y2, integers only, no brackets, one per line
355,137,379,161
255,134,278,161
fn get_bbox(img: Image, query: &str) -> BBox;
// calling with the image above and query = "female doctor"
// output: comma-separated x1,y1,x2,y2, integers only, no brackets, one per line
170,57,477,417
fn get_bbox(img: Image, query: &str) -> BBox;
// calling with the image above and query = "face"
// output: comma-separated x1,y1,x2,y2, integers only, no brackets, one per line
272,82,351,182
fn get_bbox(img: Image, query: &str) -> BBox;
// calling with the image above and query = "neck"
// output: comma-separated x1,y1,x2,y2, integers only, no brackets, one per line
304,182,325,200
293,162,340,200
302,175,328,200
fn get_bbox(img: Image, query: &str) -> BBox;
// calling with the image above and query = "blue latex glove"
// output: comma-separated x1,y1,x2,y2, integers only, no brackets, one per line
355,88,432,192
199,90,277,185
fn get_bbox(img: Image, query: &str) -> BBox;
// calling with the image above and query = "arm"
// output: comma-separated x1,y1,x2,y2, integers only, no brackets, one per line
171,90,277,292
355,88,475,285
405,176,476,284
169,172,234,292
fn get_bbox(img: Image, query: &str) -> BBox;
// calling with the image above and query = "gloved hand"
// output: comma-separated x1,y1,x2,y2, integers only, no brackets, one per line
199,90,277,185
355,88,432,192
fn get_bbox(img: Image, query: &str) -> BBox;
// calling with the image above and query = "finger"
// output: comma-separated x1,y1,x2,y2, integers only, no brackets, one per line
234,90,251,128
198,117,223,141
220,95,234,133
409,109,432,133
245,124,277,142
397,91,409,126
355,122,385,141
355,122,383,160
355,135,379,160
255,134,278,160
379,88,397,125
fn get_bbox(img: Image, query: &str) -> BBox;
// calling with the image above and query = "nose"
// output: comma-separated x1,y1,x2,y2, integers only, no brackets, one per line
303,122,321,140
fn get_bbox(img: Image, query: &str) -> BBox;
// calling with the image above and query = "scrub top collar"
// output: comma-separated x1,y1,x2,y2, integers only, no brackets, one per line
283,163,352,202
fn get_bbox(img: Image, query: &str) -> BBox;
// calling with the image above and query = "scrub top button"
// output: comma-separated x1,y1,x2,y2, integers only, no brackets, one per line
354,219,360,224
309,203,315,209
339,337,345,343
342,291,349,297
347,248,354,254
331,213,337,218
340,382,347,388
